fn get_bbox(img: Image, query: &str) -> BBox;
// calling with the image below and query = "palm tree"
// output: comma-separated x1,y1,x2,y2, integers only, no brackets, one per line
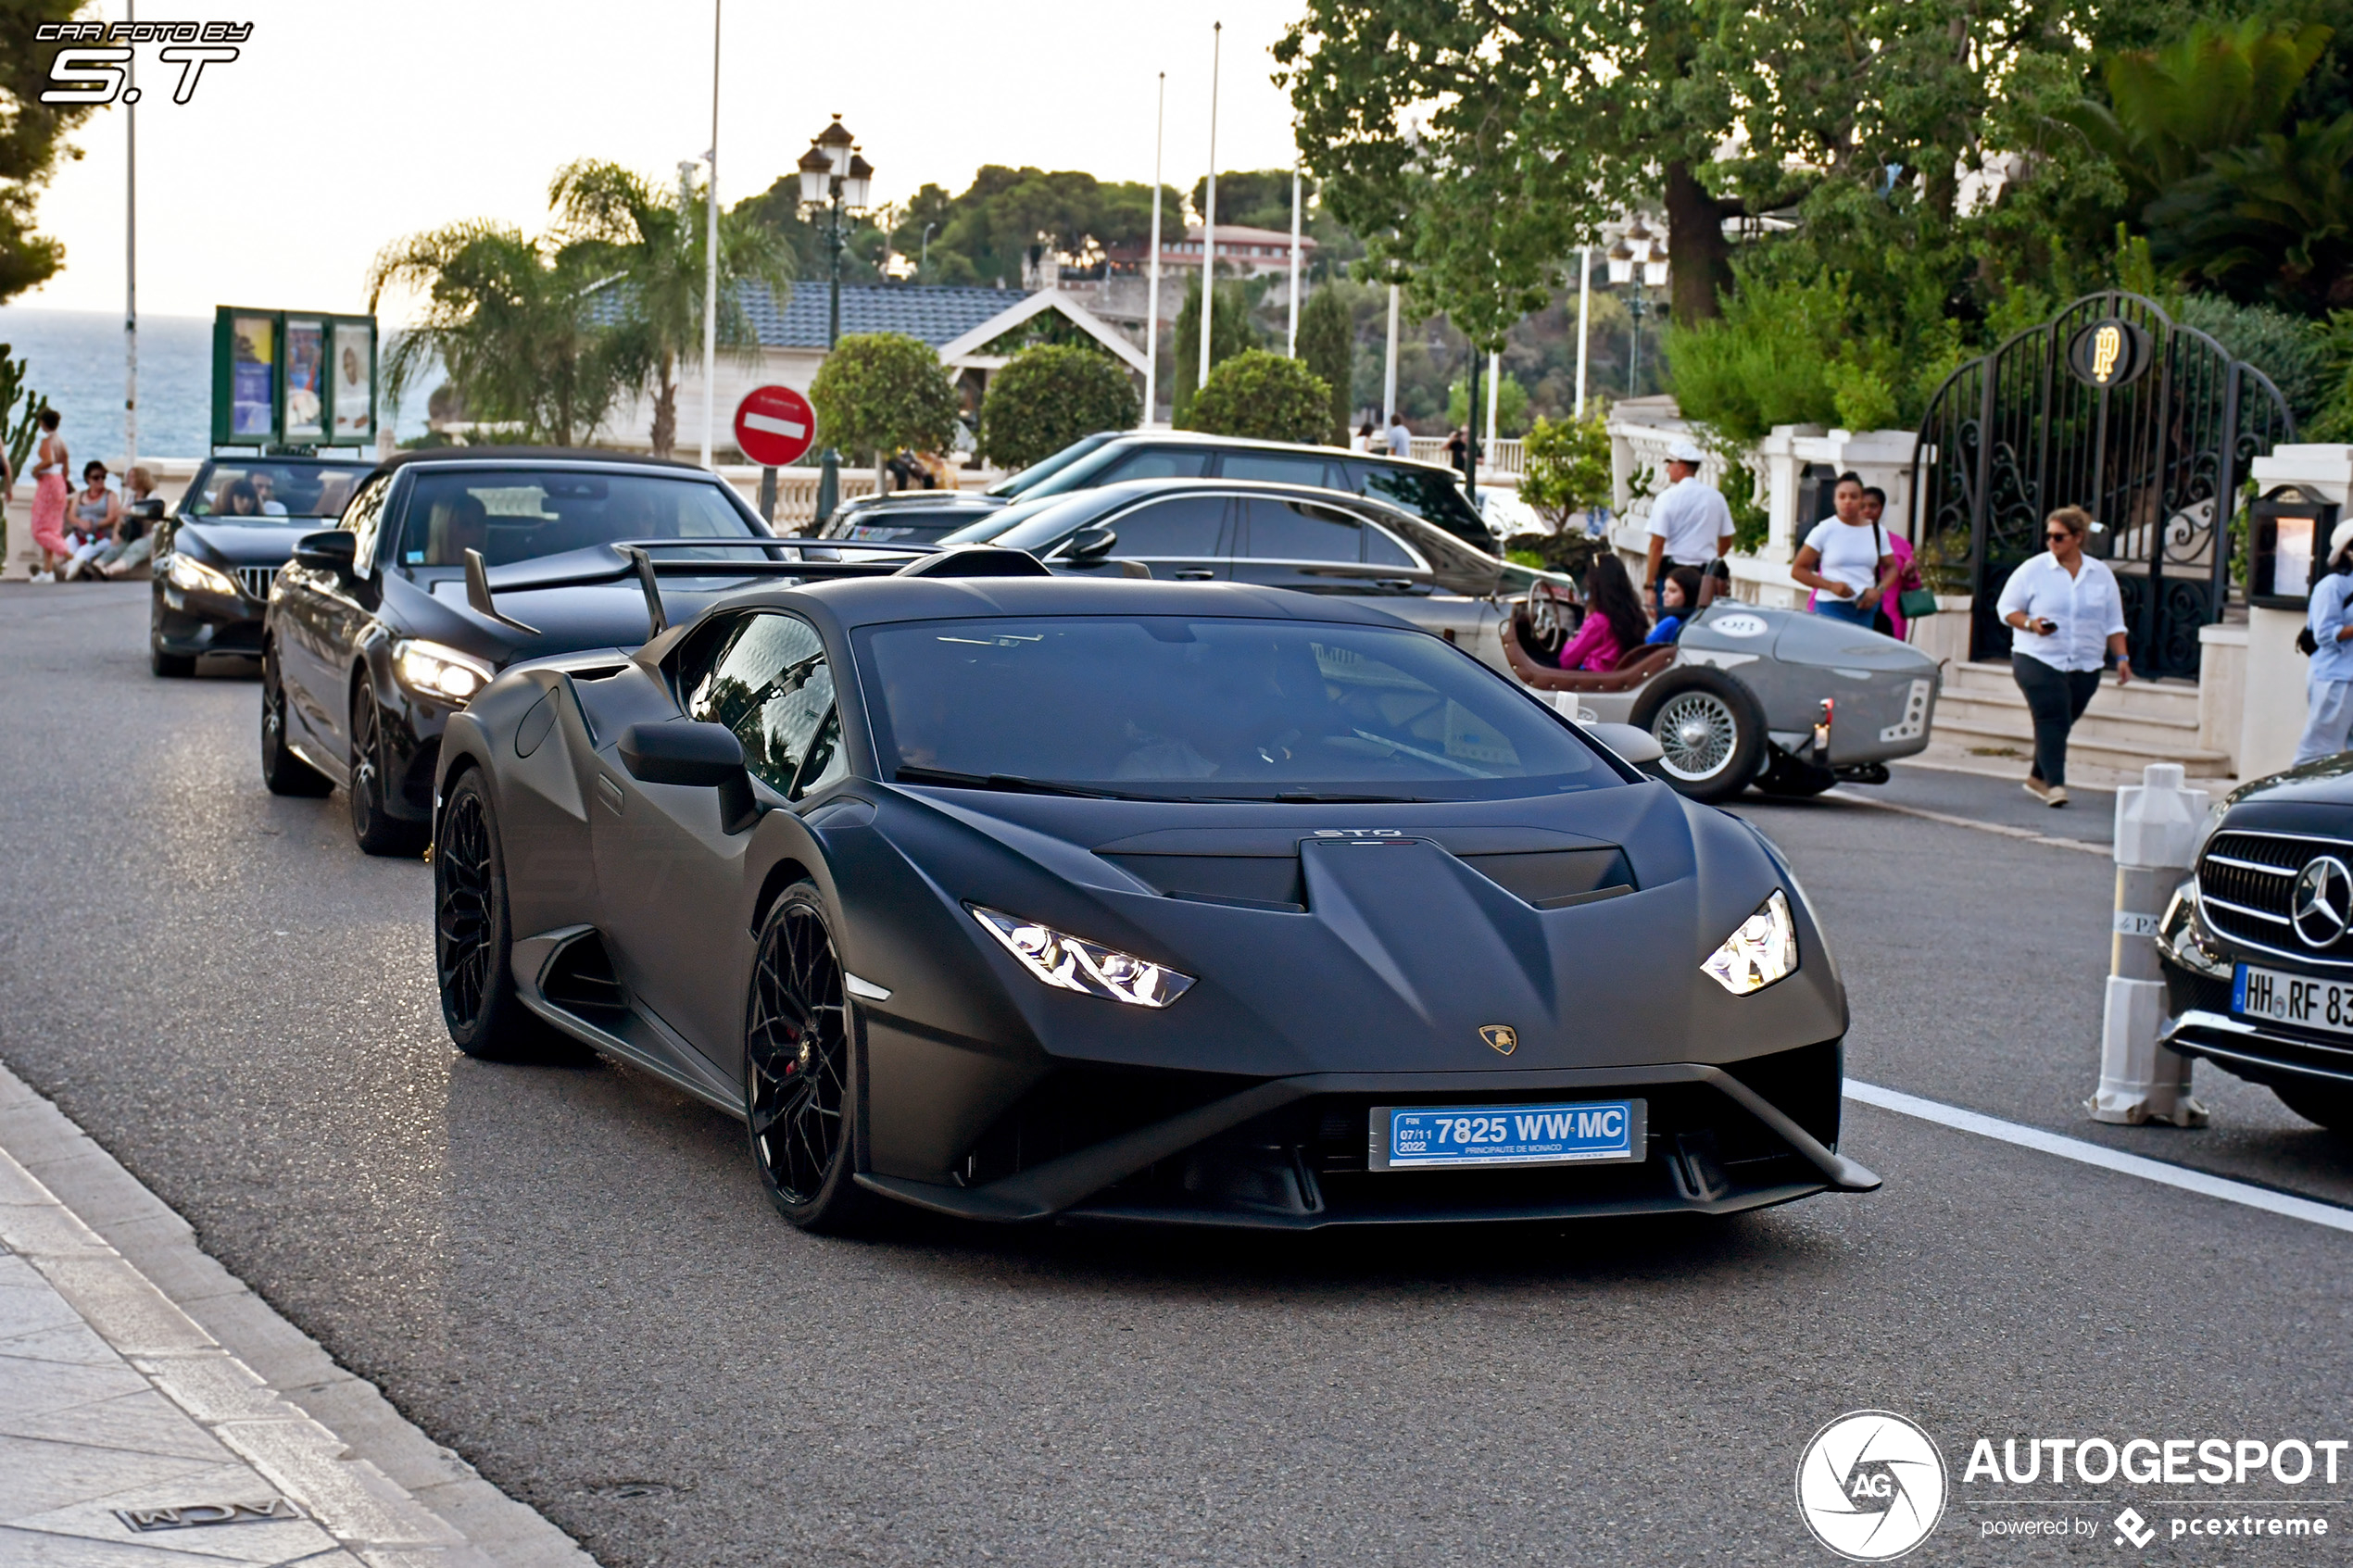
370,221,625,447
548,160,795,458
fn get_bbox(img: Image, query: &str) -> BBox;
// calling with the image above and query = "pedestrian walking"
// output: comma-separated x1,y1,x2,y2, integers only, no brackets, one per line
1354,420,1376,453
25,408,69,583
1792,472,1897,627
1642,438,1735,611
1998,506,2131,807
2295,520,2353,766
1806,485,1923,639
1384,414,1412,457
1444,425,1472,480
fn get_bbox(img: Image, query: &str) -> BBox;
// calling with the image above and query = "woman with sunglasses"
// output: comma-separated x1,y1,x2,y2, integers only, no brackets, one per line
1995,506,2131,806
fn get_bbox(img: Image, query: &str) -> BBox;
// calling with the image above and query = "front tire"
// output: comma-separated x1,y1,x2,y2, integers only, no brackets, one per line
349,683,429,856
434,769,566,1060
745,884,880,1235
2271,1080,2353,1135
1630,666,1766,804
150,597,195,677
260,644,332,797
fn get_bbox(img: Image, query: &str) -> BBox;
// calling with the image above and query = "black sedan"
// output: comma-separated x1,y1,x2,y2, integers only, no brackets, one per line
151,454,378,676
260,448,795,857
2159,756,2353,1132
428,563,1878,1233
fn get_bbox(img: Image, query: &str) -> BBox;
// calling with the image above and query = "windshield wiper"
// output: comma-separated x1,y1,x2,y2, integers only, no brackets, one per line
893,765,1154,800
1269,790,1436,803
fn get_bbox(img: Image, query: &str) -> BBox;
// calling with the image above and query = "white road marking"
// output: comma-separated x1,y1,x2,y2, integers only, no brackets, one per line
1844,1079,2353,1235
1821,789,2108,855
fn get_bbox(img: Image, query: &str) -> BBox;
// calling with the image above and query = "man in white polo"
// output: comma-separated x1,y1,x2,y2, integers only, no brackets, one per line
1643,437,1735,609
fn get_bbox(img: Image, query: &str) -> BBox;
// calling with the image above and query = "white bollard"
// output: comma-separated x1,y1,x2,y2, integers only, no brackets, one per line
2089,763,2210,1125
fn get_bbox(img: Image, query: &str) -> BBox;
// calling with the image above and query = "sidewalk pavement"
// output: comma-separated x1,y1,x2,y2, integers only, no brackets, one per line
0,1061,598,1567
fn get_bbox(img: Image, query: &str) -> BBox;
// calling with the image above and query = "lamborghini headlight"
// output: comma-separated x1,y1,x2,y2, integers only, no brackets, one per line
166,552,237,596
970,906,1194,1008
393,638,494,704
1703,889,1798,996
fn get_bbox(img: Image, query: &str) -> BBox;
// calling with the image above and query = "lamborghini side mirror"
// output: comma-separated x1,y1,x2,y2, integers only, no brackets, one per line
618,722,761,833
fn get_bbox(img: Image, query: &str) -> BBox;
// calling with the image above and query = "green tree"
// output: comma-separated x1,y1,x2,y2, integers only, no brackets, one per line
1,6,101,303
1296,285,1353,441
2146,115,2353,310
1447,374,1531,437
371,222,628,447
549,160,795,458
1518,415,1613,532
977,345,1139,471
1184,350,1334,444
807,333,963,464
1169,272,1257,424
1189,169,1302,232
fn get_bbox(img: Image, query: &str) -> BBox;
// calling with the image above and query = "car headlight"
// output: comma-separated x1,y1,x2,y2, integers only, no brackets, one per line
393,639,495,704
970,906,1194,1008
1702,889,1798,996
166,552,238,596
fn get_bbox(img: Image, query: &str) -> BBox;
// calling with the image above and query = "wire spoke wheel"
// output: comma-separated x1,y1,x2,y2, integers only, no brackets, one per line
434,790,494,1022
747,899,850,1210
1653,691,1740,782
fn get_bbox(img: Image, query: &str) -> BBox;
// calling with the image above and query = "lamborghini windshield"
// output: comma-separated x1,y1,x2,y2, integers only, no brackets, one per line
858,616,1614,801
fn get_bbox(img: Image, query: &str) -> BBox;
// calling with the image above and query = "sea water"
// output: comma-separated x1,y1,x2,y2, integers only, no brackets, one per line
0,307,437,462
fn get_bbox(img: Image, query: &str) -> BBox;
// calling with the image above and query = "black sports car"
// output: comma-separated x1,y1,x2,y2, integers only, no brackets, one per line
261,448,799,856
428,560,1878,1233
2158,756,2353,1132
151,454,378,675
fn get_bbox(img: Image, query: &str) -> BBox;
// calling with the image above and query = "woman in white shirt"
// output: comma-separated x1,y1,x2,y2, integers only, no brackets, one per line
1994,506,2132,806
1791,473,1897,627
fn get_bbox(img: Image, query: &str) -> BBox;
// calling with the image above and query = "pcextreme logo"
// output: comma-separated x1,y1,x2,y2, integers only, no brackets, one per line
1796,1411,1949,1562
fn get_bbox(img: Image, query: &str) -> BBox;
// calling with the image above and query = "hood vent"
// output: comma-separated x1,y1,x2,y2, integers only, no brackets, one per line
1099,853,1305,912
1460,848,1635,909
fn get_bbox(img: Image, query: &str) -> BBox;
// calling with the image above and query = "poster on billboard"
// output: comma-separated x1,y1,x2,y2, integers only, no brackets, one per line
332,320,375,444
283,318,326,441
224,311,278,442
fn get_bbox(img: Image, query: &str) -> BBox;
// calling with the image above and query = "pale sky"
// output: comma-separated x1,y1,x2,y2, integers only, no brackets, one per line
20,0,1312,322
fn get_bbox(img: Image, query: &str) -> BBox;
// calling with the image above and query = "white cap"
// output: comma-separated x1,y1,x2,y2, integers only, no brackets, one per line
1667,438,1705,463
2332,519,2353,565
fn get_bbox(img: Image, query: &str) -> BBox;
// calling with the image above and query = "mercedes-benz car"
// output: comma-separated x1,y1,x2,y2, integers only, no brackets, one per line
2158,757,2353,1133
825,431,1501,553
924,477,1566,674
427,562,1878,1234
260,448,810,856
150,454,379,676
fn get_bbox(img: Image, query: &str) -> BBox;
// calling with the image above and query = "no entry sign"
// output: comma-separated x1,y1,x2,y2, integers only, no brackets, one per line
733,385,817,467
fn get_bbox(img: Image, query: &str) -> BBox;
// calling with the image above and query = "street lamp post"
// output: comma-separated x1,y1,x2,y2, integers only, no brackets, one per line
798,116,874,526
1606,219,1668,398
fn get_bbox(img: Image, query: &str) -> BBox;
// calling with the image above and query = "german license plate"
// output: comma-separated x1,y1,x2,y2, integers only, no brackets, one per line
2234,964,2353,1035
1369,1099,1645,1171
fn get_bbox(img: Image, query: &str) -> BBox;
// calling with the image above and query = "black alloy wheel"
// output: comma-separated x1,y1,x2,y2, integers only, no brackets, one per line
745,884,877,1234
349,684,428,856
434,770,564,1060
150,597,195,678
260,643,332,797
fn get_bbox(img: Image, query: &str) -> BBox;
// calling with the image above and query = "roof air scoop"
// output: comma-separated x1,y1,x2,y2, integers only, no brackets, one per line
894,546,1054,579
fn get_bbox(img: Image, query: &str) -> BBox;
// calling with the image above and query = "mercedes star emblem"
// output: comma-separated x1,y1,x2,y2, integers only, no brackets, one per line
2292,855,2353,948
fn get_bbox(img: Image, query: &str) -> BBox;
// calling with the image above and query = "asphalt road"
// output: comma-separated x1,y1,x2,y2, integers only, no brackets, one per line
4,582,2349,1568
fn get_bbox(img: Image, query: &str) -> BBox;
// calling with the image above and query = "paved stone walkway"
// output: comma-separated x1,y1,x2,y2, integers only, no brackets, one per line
0,1064,594,1568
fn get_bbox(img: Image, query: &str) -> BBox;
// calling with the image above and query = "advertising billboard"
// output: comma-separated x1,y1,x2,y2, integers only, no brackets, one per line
212,307,376,447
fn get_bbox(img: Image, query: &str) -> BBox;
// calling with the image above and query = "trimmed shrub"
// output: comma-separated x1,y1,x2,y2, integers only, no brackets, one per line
807,332,963,463
1183,349,1334,445
977,345,1139,472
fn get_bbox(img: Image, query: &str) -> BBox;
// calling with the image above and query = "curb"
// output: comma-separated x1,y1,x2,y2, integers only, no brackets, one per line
0,1059,598,1568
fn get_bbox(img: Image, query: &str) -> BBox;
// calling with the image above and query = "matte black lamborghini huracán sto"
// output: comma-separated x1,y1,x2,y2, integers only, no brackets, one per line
428,557,1880,1233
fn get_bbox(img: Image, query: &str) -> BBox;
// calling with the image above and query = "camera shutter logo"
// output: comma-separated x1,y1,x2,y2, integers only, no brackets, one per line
1794,1411,1947,1561
2292,855,2353,948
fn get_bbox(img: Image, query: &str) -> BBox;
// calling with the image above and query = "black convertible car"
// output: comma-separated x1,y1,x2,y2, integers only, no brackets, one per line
429,560,1878,1232
152,454,378,675
2158,756,2353,1132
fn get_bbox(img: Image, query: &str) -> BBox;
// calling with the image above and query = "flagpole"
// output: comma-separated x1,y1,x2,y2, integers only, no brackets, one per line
1199,20,1220,394
1573,244,1592,420
124,0,137,477
1286,161,1301,357
1144,72,1164,427
698,0,721,468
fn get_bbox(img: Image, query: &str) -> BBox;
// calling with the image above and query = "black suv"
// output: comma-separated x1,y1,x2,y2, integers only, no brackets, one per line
822,432,1498,553
2158,756,2353,1132
261,448,786,855
151,453,380,675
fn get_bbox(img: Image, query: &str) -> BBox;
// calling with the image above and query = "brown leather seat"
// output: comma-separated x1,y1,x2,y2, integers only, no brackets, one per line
1501,608,1676,693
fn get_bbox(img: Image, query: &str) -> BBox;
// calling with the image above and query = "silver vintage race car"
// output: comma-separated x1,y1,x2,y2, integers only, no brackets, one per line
1501,588,1940,802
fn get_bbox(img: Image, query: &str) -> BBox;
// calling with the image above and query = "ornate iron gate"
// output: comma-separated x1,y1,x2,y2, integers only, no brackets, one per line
1908,292,2293,680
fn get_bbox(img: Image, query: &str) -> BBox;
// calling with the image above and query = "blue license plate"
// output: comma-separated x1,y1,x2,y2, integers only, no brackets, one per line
1370,1099,1646,1171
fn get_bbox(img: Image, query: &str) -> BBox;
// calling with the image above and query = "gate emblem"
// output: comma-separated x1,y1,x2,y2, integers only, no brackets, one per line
2293,856,2353,948
1479,1024,1517,1055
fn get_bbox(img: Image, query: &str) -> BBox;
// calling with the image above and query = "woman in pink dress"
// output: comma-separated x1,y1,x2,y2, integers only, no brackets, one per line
26,408,69,583
1556,554,1651,671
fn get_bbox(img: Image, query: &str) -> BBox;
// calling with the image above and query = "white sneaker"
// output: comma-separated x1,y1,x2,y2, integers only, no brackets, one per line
2022,777,2049,802
30,571,54,583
